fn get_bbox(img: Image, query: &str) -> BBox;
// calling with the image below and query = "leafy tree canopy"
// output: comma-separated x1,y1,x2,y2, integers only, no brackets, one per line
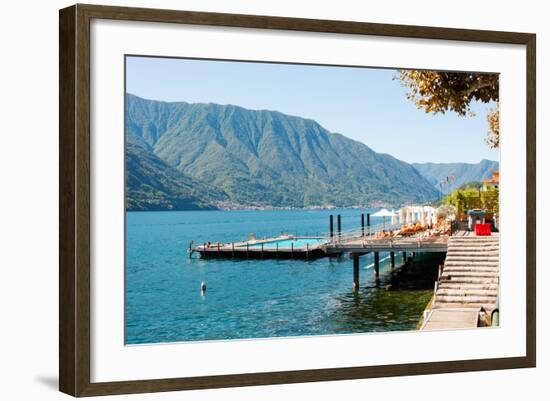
398,71,500,148
441,186,499,216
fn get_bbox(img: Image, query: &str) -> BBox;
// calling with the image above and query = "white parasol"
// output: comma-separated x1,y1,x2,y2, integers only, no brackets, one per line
372,208,396,230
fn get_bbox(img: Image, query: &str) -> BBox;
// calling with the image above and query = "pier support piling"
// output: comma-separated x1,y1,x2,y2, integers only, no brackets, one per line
390,251,395,271
374,252,380,277
337,214,342,239
405,256,413,273
402,251,407,262
361,213,365,237
353,254,360,291
329,215,334,240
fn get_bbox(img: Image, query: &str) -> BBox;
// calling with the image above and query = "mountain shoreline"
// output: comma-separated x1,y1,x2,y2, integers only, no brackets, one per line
125,94,494,212
127,203,398,212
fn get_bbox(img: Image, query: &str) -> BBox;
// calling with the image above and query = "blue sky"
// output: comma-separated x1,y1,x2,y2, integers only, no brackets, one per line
126,56,499,164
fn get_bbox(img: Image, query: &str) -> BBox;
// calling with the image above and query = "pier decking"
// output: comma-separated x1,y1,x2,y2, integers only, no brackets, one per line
324,235,449,254
193,235,328,259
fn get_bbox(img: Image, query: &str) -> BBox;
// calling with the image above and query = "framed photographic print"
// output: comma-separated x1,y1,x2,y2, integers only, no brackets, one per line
59,4,536,397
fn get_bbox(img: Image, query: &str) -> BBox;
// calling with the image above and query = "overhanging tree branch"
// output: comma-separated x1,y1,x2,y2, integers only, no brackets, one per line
397,70,500,148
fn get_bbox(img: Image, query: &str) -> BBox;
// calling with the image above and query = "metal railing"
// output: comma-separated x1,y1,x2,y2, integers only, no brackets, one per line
325,222,401,245
194,220,447,252
325,222,450,251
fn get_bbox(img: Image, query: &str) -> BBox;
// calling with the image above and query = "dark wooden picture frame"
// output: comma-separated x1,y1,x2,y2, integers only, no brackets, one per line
59,3,536,397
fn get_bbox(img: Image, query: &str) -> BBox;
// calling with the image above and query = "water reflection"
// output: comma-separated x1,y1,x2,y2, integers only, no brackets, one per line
328,253,443,333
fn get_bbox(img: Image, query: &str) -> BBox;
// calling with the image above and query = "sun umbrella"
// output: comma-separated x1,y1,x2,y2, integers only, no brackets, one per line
371,208,395,230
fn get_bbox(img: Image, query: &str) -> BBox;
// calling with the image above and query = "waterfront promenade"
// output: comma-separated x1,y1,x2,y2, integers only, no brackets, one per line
420,231,500,330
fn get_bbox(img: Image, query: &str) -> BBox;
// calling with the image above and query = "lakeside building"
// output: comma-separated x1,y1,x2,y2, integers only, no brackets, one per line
482,170,499,191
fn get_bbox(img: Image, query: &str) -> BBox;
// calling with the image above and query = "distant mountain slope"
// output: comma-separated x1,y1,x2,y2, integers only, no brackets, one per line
126,139,227,211
412,159,499,193
126,94,439,209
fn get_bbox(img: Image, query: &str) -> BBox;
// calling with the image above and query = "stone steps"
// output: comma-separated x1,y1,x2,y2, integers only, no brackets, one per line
443,267,499,274
444,265,499,271
436,288,498,297
436,294,497,304
450,238,499,242
449,240,499,245
438,282,499,290
447,250,499,255
448,242,500,246
446,255,499,261
441,276,498,284
450,236,499,241
443,270,499,277
448,251,499,254
432,302,495,310
449,243,499,248
449,247,498,250
428,235,500,319
445,260,499,266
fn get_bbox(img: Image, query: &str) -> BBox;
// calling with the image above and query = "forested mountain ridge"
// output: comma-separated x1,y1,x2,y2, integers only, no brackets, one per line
126,94,440,210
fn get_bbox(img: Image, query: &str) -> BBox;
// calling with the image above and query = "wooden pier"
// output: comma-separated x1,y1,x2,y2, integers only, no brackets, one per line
325,236,449,254
191,214,438,261
189,212,500,332
192,214,449,266
324,225,449,290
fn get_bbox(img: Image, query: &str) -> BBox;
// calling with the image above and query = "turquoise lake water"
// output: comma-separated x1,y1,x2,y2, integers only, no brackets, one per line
125,209,439,345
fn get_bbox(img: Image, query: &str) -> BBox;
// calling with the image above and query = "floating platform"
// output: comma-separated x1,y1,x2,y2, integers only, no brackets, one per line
192,235,330,260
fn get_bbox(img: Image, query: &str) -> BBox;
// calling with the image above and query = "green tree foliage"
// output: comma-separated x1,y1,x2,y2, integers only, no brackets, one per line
443,186,499,217
125,140,227,211
457,181,483,190
398,71,500,148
